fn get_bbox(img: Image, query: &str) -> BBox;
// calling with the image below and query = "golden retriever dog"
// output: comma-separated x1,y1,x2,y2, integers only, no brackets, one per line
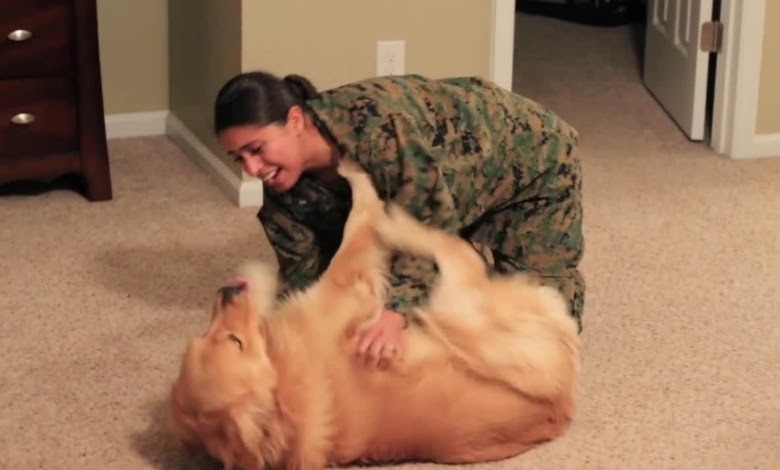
168,161,581,469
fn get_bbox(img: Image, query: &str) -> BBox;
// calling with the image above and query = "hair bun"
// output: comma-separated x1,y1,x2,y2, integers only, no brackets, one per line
283,74,320,101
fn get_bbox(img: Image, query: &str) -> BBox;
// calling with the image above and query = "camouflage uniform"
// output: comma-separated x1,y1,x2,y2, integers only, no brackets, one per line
258,75,585,331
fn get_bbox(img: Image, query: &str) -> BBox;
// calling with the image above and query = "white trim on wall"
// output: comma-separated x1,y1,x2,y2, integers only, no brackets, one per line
745,133,780,158
489,0,516,90
104,110,168,139
165,113,264,208
711,0,779,159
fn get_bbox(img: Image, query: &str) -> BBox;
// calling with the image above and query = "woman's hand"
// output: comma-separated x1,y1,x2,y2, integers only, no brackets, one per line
355,309,407,368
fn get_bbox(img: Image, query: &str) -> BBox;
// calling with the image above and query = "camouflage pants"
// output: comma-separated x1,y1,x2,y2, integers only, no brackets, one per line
467,219,584,333
390,144,585,332
465,144,585,332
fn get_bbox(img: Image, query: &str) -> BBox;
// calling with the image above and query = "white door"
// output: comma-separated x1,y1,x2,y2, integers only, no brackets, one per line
643,0,715,141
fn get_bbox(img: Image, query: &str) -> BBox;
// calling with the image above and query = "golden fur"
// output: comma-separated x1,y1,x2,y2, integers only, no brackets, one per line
169,161,581,469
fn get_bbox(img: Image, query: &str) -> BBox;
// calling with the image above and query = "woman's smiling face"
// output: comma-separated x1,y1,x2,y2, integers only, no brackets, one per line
219,120,305,192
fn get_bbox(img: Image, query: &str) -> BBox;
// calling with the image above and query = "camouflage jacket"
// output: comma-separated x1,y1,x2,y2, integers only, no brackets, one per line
257,74,581,320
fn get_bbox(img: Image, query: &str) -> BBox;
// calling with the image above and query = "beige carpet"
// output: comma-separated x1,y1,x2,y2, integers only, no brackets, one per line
2,13,779,470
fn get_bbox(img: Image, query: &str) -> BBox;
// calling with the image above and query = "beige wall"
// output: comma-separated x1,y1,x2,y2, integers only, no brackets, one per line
241,0,492,92
168,0,242,159
97,0,168,114
106,0,492,177
168,0,492,176
756,0,780,134
97,0,490,117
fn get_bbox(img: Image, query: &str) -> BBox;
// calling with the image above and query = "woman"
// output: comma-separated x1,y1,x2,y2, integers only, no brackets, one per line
214,70,585,365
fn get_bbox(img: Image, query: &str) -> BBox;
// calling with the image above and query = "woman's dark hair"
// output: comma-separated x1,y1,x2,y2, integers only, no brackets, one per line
213,71,320,134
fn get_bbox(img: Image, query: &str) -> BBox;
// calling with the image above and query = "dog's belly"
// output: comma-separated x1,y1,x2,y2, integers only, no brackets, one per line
329,362,570,465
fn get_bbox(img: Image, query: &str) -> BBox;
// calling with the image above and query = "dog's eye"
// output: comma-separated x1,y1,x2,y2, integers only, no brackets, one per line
227,333,243,350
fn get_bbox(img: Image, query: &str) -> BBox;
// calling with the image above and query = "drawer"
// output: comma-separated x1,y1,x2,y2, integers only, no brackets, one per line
0,77,79,159
0,0,73,79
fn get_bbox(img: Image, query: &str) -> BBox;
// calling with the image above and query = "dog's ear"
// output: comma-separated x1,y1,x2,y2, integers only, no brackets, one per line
221,404,287,470
223,408,264,469
236,260,279,317
168,382,208,451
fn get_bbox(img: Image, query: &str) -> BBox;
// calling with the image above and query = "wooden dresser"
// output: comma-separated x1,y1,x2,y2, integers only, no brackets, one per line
0,0,112,201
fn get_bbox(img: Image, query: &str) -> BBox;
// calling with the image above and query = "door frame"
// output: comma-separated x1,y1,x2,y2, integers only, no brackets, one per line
490,0,780,159
489,0,516,90
711,0,780,159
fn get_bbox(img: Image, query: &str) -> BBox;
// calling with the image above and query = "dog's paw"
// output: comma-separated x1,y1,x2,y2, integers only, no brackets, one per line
375,203,417,238
336,159,364,178
385,203,415,223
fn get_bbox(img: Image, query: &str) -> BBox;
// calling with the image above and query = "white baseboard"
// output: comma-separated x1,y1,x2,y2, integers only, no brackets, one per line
165,113,264,208
731,133,780,159
104,110,169,139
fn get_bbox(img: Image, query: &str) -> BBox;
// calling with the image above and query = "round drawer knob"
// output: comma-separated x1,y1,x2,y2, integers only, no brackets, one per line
7,29,33,42
11,113,36,125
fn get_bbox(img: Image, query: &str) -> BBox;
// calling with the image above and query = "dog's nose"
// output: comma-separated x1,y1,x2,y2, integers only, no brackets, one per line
219,284,244,304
